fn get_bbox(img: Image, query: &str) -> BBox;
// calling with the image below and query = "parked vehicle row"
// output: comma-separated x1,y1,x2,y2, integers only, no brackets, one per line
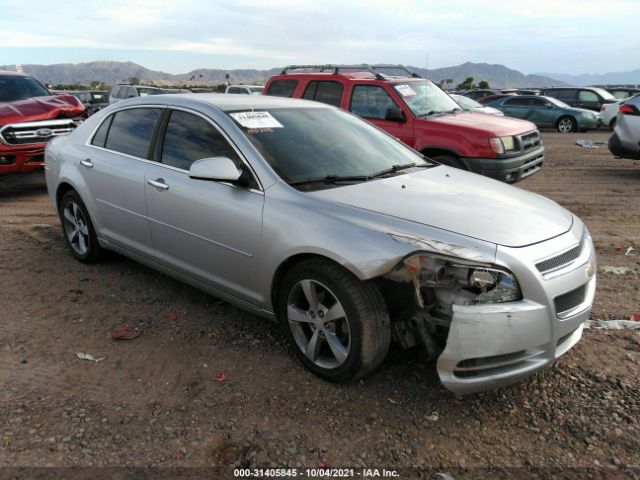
462,86,635,106
485,95,601,133
45,93,596,394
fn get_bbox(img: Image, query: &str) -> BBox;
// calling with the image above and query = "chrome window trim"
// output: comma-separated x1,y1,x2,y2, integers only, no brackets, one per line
84,104,264,193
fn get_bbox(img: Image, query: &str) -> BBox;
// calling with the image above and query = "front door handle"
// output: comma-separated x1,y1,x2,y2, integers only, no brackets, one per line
147,178,169,191
80,159,93,168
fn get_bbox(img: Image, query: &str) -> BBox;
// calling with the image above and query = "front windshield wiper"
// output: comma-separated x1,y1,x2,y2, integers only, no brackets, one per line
370,162,432,179
289,174,371,187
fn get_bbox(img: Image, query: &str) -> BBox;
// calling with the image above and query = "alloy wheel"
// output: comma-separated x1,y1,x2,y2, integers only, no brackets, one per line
62,201,90,256
286,279,351,369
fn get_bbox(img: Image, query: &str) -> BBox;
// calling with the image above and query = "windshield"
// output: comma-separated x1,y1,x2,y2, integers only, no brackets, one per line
0,75,50,102
451,94,481,109
546,97,572,109
250,87,264,94
591,87,615,101
393,80,460,117
228,107,430,189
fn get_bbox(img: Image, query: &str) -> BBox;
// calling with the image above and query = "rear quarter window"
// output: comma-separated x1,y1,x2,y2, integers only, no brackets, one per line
265,79,298,97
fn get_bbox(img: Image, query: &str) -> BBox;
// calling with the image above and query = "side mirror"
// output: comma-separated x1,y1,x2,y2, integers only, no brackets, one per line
385,107,406,122
189,157,242,182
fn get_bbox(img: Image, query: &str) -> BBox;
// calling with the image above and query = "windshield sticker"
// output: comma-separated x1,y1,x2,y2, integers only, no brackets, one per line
230,111,283,129
395,84,416,97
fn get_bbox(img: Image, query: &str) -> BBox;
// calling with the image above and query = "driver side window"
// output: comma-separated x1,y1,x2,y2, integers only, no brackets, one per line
161,110,241,171
350,86,398,119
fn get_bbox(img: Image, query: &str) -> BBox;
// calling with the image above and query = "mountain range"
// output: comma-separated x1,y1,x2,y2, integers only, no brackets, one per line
536,69,640,86
2,60,638,88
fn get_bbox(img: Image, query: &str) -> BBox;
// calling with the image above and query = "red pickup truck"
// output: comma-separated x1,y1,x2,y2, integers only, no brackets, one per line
0,70,84,178
264,65,544,183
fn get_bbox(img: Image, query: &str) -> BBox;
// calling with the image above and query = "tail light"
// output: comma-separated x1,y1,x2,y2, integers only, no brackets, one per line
619,104,639,115
600,105,605,112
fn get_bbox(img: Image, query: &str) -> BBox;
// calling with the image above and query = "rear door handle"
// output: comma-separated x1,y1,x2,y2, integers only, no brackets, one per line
80,159,93,168
147,178,169,191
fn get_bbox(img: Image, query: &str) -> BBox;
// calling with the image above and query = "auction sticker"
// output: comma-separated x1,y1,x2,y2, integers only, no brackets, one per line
230,111,283,129
395,84,416,97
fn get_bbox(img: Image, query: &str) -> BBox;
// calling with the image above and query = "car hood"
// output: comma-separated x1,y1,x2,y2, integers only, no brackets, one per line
425,111,536,136
0,95,84,125
310,166,573,248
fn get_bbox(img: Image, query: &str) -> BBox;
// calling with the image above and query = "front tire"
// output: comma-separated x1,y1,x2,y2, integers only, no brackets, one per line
431,154,466,170
59,190,103,263
557,116,577,133
278,259,390,382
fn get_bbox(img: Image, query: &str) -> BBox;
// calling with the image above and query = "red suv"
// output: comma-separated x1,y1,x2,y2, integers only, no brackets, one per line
264,65,544,183
0,71,84,178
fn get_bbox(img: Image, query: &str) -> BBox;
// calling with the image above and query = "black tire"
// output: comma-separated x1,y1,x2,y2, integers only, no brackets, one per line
430,154,466,170
278,258,390,383
59,190,104,263
557,116,577,133
609,118,616,130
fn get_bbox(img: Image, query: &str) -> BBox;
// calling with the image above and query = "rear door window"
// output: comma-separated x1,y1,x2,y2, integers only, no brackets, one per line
578,90,599,102
350,85,398,119
228,87,248,94
504,97,531,106
302,81,343,107
265,79,298,97
161,110,241,171
104,108,162,159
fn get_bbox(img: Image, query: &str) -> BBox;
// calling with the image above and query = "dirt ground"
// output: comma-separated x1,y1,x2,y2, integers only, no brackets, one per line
1,131,639,480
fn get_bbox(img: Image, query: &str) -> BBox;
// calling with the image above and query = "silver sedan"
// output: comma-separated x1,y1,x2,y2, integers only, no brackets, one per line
45,94,596,395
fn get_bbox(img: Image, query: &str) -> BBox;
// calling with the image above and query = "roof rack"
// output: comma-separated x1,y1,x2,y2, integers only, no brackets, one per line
280,64,422,80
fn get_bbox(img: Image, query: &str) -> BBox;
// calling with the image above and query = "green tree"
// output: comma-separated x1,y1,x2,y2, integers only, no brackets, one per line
128,77,140,85
478,80,490,89
456,76,476,90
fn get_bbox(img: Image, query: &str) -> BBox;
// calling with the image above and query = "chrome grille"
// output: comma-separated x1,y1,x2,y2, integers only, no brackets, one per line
554,285,587,316
518,130,541,151
536,238,584,274
0,119,76,146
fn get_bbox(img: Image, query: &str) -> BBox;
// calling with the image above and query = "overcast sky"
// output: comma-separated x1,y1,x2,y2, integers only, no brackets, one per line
1,0,638,75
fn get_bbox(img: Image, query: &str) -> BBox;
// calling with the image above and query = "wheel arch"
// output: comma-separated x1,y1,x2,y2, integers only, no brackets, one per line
270,253,371,314
55,182,76,211
419,146,462,160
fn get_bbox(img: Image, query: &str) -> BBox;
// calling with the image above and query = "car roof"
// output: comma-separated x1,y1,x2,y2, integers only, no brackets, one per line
270,71,426,83
117,93,329,111
0,70,30,78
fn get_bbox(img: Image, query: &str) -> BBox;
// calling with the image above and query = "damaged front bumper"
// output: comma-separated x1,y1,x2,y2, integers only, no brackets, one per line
436,223,596,395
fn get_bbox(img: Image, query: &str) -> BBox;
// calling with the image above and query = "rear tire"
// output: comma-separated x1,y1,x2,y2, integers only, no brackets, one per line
557,116,576,133
278,259,390,383
59,190,104,263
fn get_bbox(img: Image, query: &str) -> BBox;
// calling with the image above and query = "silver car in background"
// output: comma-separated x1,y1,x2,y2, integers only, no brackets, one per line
45,94,596,395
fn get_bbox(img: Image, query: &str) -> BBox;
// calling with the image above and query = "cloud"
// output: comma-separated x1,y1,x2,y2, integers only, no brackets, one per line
0,0,638,74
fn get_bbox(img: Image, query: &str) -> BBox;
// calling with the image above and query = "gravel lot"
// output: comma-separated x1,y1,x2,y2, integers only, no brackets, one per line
1,131,639,479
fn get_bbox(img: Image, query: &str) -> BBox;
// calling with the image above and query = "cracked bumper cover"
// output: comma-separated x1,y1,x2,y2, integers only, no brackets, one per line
436,225,596,395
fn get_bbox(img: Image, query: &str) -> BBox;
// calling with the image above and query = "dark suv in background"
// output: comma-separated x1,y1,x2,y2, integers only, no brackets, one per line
539,87,617,112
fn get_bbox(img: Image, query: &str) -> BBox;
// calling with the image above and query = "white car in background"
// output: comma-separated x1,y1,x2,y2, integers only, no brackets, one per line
450,94,504,116
225,85,264,95
600,100,622,129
